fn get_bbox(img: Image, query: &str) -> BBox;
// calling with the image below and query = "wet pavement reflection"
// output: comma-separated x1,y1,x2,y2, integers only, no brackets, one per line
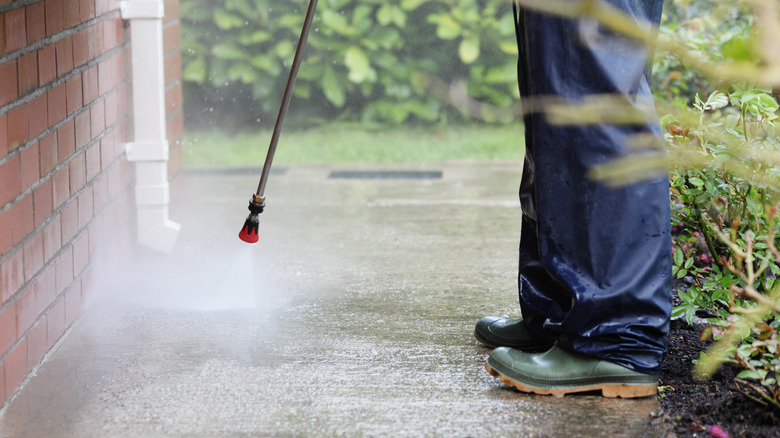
0,162,665,437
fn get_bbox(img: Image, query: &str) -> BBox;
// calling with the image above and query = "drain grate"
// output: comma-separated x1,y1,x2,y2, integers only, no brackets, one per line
328,170,442,180
186,167,288,176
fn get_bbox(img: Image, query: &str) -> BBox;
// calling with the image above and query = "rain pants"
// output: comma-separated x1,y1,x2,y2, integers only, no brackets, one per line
514,0,671,375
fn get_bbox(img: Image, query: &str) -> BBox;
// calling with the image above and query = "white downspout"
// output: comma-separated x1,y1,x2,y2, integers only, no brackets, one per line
121,0,181,253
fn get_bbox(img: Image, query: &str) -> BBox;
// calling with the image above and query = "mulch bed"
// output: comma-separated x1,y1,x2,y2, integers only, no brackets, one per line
659,317,780,436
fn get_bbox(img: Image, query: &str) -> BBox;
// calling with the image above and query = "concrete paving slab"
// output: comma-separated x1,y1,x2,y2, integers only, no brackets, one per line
0,161,666,437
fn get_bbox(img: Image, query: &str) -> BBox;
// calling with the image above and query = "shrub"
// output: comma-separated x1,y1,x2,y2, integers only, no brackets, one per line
180,0,520,128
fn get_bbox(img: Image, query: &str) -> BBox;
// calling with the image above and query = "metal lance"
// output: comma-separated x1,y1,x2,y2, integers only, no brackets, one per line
238,0,319,243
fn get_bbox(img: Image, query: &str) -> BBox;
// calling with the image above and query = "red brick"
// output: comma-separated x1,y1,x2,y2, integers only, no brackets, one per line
54,246,72,294
45,0,64,37
48,86,66,128
60,201,78,243
0,113,6,159
57,120,75,161
163,0,179,22
85,142,99,181
23,231,44,281
38,131,57,175
82,65,98,104
0,154,20,206
4,338,28,395
107,159,120,197
43,215,61,261
77,186,92,228
46,299,65,348
72,28,88,67
102,15,121,50
116,82,127,119
64,280,81,325
90,100,105,139
62,0,79,30
7,105,29,150
65,74,82,114
0,13,4,57
33,179,52,227
85,213,99,255
104,89,118,127
26,2,46,44
163,21,180,57
11,195,34,245
165,80,182,118
17,52,38,97
0,60,17,107
1,250,24,303
79,0,94,22
26,319,47,369
99,131,111,169
55,35,73,77
74,111,90,148
0,362,5,406
5,8,26,53
164,52,181,87
92,173,106,211
69,151,85,193
98,57,112,95
0,301,15,354
37,45,57,86
72,232,88,276
20,141,40,192
0,209,12,256
52,166,69,208
28,93,48,139
89,22,104,58
18,281,43,335
95,0,109,16
167,110,183,145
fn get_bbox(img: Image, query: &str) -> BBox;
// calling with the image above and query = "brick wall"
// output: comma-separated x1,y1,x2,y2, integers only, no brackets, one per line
0,0,183,408
163,0,183,180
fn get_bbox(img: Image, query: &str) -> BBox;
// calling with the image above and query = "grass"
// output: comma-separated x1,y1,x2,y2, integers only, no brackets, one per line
182,123,525,166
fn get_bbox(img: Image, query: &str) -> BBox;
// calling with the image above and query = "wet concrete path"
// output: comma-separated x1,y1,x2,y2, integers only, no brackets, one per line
1,162,665,437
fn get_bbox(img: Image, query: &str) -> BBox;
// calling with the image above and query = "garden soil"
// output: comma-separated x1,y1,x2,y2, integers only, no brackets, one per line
660,318,780,436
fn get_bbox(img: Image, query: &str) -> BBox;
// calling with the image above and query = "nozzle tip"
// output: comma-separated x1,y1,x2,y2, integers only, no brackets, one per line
239,215,259,243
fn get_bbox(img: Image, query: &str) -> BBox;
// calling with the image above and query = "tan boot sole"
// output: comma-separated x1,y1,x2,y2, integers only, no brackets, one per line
485,363,657,398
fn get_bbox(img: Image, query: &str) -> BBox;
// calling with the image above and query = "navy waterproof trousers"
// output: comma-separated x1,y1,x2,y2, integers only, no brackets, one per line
514,0,672,375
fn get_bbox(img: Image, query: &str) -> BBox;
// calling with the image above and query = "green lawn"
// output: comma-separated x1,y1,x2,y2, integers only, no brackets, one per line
182,123,525,166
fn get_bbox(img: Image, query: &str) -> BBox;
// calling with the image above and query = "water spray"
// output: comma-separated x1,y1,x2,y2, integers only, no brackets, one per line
239,0,319,244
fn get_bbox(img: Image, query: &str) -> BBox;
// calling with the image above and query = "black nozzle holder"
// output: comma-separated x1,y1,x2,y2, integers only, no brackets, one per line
248,194,266,216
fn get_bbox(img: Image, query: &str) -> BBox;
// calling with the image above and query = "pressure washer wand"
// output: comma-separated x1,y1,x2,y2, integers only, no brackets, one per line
239,0,319,243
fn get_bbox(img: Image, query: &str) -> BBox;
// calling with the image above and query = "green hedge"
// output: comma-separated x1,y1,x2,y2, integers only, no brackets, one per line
181,0,519,128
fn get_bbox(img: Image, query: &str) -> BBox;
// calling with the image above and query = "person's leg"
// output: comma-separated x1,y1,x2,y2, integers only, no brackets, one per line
492,0,670,391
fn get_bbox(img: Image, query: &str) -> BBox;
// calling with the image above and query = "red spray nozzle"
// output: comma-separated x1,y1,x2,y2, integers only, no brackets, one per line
238,195,265,244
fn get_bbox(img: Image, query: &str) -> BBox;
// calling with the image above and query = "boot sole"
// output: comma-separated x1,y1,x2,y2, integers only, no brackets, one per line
485,363,657,398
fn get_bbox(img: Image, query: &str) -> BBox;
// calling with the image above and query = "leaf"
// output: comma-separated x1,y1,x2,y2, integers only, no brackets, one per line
704,91,728,111
688,177,705,187
674,248,684,266
376,4,406,27
213,9,245,29
212,44,247,60
344,46,375,83
458,36,480,64
434,14,461,40
322,67,345,108
321,9,354,36
400,0,427,11
182,57,207,83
